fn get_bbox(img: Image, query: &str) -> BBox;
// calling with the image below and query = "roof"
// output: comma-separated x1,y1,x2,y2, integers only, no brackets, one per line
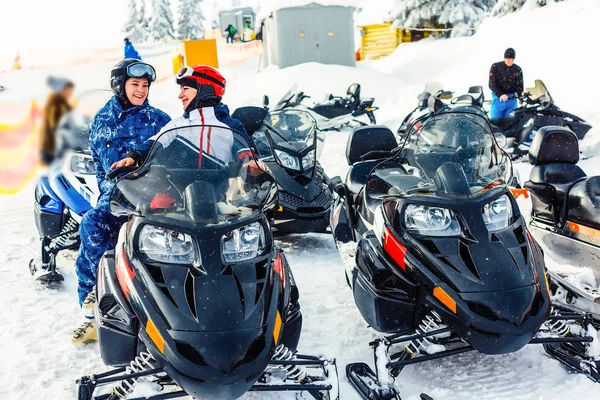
256,1,358,24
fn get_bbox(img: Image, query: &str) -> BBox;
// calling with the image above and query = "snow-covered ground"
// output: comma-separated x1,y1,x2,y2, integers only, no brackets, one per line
1,1,600,399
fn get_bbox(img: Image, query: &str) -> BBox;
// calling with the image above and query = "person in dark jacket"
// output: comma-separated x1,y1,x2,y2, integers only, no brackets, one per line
225,24,237,43
71,59,170,345
123,37,142,60
112,64,257,173
40,77,74,164
488,47,523,120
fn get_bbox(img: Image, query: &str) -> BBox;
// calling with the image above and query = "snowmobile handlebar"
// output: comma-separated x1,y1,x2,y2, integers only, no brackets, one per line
106,165,138,180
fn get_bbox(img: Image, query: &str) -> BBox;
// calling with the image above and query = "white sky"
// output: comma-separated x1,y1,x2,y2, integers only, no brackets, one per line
0,0,127,52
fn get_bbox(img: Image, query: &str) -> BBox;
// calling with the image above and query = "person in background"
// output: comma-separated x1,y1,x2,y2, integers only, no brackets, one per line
123,37,142,60
71,59,170,345
225,24,237,43
40,77,75,165
488,47,524,120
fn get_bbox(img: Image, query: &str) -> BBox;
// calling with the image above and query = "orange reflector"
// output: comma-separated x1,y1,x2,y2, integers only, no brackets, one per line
146,318,165,354
542,269,551,296
273,252,286,289
273,311,282,344
568,221,600,238
510,187,529,199
433,287,457,314
278,205,283,212
115,247,135,299
383,227,407,272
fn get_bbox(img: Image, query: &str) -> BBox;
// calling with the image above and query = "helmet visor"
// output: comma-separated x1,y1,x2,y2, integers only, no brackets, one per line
127,62,156,82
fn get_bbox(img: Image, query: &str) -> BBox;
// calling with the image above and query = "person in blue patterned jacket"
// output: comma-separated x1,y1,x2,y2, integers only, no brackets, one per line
71,58,170,345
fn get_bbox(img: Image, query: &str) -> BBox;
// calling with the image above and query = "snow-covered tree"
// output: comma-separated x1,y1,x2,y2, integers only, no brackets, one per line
389,0,496,37
148,0,176,41
177,0,206,39
123,0,145,43
492,0,564,17
138,0,150,42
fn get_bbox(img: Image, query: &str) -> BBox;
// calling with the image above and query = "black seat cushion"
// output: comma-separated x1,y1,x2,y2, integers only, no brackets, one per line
527,163,586,226
567,176,600,228
528,126,579,166
345,160,381,197
346,125,397,166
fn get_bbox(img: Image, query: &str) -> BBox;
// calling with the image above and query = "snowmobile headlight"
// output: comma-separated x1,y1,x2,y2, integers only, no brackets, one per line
301,149,316,170
274,149,300,171
482,194,513,232
70,154,96,175
139,225,198,264
222,222,266,263
404,205,461,236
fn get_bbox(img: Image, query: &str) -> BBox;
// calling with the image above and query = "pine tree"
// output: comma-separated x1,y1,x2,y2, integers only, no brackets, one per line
123,0,145,43
177,0,206,40
138,0,150,42
389,0,496,37
148,0,176,41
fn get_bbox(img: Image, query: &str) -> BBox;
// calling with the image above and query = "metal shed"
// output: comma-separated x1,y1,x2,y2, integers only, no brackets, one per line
219,7,255,37
261,3,356,69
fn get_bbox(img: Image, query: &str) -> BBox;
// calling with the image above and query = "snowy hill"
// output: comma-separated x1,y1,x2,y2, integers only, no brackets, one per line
1,1,599,399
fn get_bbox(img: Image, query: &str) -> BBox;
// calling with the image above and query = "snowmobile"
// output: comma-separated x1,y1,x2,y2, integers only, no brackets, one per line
77,125,338,400
274,83,378,131
524,125,600,318
232,104,333,234
328,100,599,399
489,79,591,160
395,81,454,136
29,89,111,285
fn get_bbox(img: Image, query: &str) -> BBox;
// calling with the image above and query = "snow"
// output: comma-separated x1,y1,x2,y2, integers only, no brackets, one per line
2,0,600,399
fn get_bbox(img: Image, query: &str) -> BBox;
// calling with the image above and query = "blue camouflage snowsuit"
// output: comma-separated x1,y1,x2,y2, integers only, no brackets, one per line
75,97,170,305
124,42,142,60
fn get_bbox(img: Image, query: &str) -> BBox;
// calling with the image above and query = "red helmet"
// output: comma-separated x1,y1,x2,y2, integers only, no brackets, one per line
176,65,226,101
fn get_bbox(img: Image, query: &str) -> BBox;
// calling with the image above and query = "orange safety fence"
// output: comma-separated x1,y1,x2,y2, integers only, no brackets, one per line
0,100,42,194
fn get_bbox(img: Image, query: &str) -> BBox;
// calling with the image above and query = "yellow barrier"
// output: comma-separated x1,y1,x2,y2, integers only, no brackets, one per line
183,39,219,69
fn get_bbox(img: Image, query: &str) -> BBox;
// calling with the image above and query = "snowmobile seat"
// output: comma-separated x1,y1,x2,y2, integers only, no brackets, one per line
567,176,600,228
345,125,397,166
345,160,381,201
525,126,586,226
468,86,485,106
490,114,519,135
345,83,361,111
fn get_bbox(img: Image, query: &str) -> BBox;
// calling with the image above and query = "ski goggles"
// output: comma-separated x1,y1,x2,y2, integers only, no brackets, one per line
176,66,225,88
112,62,157,82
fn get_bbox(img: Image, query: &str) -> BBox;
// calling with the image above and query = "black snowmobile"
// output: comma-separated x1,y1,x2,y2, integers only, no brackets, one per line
77,125,338,400
232,104,333,234
524,126,600,317
329,101,599,399
489,80,591,160
274,83,378,131
395,81,455,136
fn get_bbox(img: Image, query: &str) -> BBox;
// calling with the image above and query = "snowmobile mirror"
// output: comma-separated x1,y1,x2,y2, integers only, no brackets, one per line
263,95,269,107
328,93,334,101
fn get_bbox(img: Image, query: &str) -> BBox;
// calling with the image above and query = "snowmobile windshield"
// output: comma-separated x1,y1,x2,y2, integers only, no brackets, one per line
368,111,512,199
109,125,277,224
274,83,300,109
527,79,553,105
253,109,324,172
55,89,113,154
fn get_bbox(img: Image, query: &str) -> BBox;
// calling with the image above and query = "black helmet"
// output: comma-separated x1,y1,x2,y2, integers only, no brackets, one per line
110,58,156,105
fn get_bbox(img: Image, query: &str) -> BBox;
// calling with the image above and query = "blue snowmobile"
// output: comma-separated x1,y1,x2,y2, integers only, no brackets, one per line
29,90,110,285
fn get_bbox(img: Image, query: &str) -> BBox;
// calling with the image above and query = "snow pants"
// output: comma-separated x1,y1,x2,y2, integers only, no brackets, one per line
227,34,235,43
490,93,518,120
75,201,126,306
